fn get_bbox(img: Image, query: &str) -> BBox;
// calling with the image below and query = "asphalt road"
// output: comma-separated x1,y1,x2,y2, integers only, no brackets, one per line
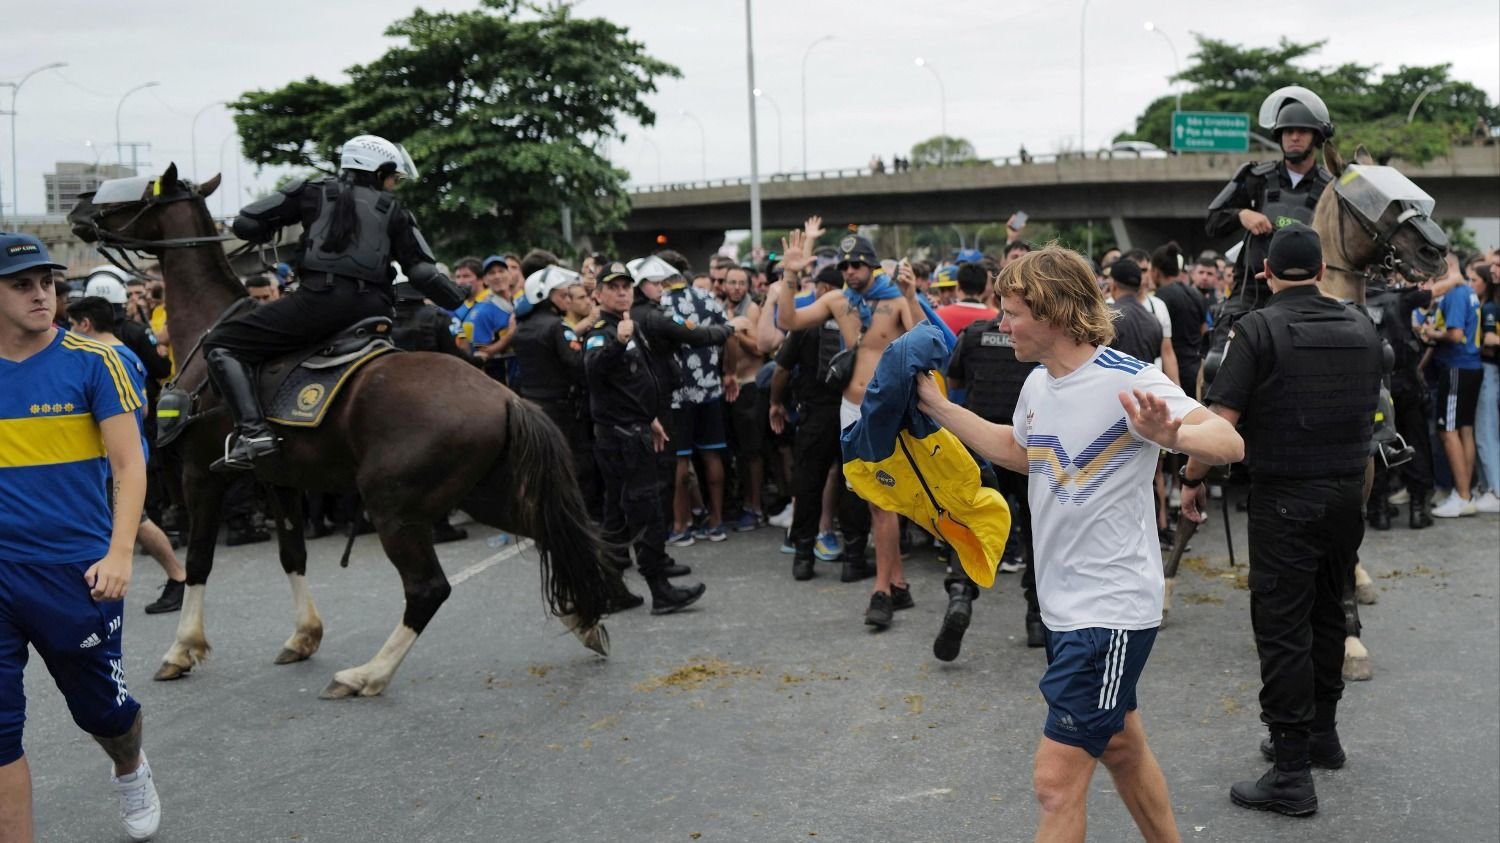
22,491,1500,843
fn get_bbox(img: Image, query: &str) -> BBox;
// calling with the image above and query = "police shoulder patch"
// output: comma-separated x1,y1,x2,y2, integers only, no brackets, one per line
563,328,578,341
585,335,605,350
672,315,686,325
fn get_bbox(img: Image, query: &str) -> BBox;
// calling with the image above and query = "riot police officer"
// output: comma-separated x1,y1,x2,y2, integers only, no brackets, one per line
511,265,603,522
1181,225,1383,818
584,264,706,615
203,134,465,471
1206,86,1336,352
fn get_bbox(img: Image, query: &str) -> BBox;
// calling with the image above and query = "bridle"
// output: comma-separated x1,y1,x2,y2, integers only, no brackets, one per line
1326,187,1445,286
68,176,271,278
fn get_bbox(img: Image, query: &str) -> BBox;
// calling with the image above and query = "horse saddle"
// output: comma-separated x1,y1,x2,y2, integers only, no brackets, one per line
259,317,397,428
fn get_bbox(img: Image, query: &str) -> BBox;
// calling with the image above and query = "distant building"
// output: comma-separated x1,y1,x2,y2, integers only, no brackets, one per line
44,162,135,215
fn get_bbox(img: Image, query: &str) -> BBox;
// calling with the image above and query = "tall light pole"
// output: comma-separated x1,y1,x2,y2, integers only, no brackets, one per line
1143,22,1182,113
679,109,707,181
83,140,101,167
191,100,228,181
744,0,762,260
1079,0,1090,153
800,34,833,173
640,135,662,184
1407,83,1446,124
753,88,783,173
2,61,66,221
217,131,238,218
913,58,948,164
116,81,160,169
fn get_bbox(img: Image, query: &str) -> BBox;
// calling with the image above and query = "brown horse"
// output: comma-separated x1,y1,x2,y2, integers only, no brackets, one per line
69,164,618,698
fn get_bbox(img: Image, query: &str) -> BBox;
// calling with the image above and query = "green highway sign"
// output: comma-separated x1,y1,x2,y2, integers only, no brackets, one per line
1171,111,1250,153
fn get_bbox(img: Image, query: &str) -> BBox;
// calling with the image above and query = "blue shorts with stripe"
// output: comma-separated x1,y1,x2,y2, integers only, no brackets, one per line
0,560,141,766
1039,626,1158,757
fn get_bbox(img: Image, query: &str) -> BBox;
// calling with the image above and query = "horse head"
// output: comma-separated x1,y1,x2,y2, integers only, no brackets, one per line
1322,145,1448,286
69,162,222,254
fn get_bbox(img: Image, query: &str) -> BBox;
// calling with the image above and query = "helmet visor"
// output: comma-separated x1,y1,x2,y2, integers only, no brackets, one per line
395,144,419,181
1258,86,1331,131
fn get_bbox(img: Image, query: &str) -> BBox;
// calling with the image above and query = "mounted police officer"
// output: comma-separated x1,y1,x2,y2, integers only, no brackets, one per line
511,265,603,521
1205,86,1336,361
1180,224,1383,818
203,134,464,471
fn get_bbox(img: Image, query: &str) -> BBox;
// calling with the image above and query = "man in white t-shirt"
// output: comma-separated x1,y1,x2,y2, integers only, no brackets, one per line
917,245,1243,843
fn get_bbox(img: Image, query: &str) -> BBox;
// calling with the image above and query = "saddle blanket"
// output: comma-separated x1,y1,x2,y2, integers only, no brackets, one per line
260,341,395,428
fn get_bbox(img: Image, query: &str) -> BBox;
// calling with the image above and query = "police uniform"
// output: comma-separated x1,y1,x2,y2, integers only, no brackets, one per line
391,283,464,358
1365,278,1437,526
1203,225,1382,814
946,317,1044,647
512,298,600,521
777,320,848,576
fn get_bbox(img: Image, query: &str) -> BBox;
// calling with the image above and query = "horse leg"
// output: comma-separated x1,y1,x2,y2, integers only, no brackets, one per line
155,467,225,681
1341,563,1372,682
320,520,449,699
1353,561,1378,605
264,486,323,664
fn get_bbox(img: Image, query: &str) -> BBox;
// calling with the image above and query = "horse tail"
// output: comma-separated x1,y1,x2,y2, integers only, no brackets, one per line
500,396,617,630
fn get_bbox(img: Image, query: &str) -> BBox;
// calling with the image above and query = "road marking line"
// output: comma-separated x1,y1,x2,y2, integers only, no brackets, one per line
450,540,533,586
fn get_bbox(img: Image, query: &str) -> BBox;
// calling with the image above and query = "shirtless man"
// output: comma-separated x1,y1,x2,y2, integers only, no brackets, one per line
774,218,926,628
722,265,770,527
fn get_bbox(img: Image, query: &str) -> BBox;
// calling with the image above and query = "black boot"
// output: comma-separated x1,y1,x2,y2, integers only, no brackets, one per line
143,579,185,615
840,535,874,582
206,348,279,472
1367,501,1391,531
792,542,816,581
933,581,974,662
1409,494,1433,529
1025,613,1047,648
660,558,693,578
647,576,705,615
1259,729,1346,770
1232,729,1318,817
226,518,270,546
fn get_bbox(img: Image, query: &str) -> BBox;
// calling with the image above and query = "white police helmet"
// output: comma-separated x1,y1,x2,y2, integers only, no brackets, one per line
339,135,419,180
83,265,131,304
523,266,582,306
627,255,680,285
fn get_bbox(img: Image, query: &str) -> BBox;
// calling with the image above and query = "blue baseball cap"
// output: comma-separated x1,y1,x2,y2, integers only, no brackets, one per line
273,262,293,282
482,255,507,273
954,248,984,265
0,232,66,277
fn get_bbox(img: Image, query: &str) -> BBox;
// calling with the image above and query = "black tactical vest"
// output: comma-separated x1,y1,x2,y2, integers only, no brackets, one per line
959,321,1034,425
391,301,445,353
301,181,396,285
1242,301,1380,478
511,308,575,403
1234,163,1330,307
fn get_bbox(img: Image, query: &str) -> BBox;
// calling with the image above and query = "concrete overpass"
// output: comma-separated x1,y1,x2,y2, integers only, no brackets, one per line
619,145,1500,265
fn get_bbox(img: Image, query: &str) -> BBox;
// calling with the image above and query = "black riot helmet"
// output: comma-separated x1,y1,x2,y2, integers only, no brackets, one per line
1258,86,1336,145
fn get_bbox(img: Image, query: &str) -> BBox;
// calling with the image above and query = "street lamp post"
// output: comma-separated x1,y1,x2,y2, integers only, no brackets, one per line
1407,83,1445,124
800,35,833,173
217,131,238,218
1143,22,1182,113
191,100,228,180
680,109,707,182
116,81,161,169
1079,0,1090,154
744,0,762,261
913,58,948,165
640,135,662,185
753,88,783,173
83,140,101,167
1,61,66,222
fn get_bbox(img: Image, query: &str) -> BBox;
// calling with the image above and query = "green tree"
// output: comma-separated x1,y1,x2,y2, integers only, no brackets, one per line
232,0,679,257
1118,37,1499,164
910,135,979,168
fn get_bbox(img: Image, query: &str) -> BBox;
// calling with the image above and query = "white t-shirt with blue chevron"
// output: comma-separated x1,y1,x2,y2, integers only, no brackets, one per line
1011,346,1202,632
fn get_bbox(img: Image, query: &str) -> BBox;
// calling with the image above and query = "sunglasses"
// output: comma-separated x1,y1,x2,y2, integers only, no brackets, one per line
837,260,869,272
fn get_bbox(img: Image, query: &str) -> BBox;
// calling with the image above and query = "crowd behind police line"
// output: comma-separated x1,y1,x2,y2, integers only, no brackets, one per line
43,222,1495,623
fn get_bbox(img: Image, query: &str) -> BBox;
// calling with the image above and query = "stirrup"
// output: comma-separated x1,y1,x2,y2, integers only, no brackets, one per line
211,432,278,473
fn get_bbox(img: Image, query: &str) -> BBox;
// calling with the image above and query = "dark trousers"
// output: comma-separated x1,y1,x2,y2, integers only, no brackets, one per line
203,279,392,363
1392,384,1434,496
946,462,1040,617
1247,475,1365,731
789,403,842,547
595,423,667,577
537,399,602,525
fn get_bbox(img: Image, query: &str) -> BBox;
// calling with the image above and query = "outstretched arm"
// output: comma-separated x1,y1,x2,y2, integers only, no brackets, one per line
916,373,1026,473
1121,388,1243,465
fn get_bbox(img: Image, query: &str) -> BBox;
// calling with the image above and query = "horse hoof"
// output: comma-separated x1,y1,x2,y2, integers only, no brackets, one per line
274,648,311,665
319,679,361,700
154,663,191,681
575,623,610,657
1355,582,1379,605
1343,655,1372,682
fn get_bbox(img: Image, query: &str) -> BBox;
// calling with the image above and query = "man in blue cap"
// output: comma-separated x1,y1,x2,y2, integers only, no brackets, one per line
0,233,162,841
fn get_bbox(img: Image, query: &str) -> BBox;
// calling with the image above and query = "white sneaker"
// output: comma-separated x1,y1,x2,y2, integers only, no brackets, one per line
767,504,793,529
1460,496,1478,516
1475,491,1500,514
1431,493,1466,518
112,753,160,841
1387,487,1410,505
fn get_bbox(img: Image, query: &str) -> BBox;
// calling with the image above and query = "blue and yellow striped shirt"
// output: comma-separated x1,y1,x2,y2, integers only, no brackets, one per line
0,329,141,564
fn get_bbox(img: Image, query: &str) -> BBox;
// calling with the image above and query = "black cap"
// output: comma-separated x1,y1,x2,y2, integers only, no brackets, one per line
598,261,633,286
1108,258,1143,288
814,263,844,288
835,234,878,266
1266,223,1323,281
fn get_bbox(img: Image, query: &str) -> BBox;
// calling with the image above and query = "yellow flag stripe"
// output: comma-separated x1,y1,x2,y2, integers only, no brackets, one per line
0,414,106,468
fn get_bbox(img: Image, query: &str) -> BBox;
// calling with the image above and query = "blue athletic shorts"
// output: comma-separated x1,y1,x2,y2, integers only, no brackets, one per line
1040,626,1158,757
0,560,141,765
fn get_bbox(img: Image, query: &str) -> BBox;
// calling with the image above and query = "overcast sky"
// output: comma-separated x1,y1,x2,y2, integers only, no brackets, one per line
4,0,1497,216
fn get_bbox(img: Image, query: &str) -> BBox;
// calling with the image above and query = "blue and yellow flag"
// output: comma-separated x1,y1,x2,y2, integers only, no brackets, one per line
840,324,1010,587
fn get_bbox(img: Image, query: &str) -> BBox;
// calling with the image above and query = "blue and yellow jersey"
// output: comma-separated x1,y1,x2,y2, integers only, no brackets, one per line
0,329,141,564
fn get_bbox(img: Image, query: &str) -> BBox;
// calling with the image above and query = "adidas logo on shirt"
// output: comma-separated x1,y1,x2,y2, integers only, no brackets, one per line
80,633,101,649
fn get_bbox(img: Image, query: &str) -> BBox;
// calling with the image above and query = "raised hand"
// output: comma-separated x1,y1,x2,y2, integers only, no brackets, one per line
896,259,917,297
617,310,634,344
780,228,813,276
803,215,825,243
1119,388,1181,450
